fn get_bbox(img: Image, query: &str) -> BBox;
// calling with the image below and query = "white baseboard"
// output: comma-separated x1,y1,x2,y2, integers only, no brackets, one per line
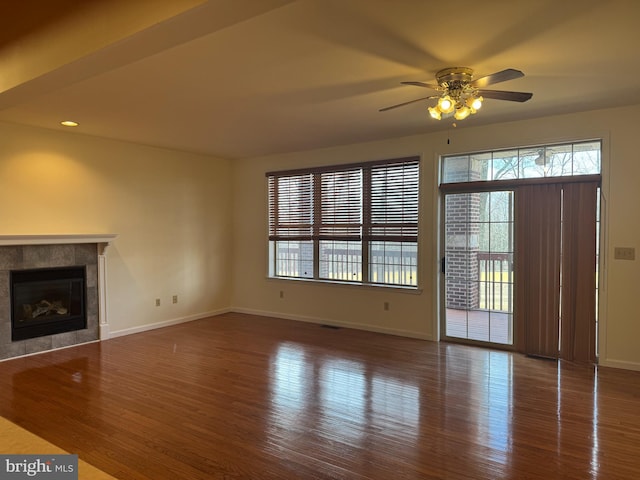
230,307,434,341
598,358,640,372
108,308,231,338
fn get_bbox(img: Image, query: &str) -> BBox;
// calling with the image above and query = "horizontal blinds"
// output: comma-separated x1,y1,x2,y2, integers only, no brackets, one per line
319,169,362,240
268,157,419,243
366,160,419,242
268,173,313,240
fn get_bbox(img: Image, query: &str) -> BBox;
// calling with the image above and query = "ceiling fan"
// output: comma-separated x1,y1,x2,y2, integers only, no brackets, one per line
380,67,533,121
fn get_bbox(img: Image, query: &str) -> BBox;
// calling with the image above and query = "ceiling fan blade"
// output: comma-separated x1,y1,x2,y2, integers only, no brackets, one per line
471,69,524,88
379,95,439,112
478,89,533,102
401,81,440,90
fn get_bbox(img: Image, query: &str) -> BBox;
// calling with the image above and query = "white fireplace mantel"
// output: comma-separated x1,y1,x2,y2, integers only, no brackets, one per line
0,234,118,246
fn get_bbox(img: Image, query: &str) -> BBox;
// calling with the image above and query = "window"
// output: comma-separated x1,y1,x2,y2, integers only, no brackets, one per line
441,140,601,184
267,157,419,287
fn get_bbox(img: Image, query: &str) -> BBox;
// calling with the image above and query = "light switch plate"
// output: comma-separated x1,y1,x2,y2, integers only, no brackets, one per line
614,247,636,260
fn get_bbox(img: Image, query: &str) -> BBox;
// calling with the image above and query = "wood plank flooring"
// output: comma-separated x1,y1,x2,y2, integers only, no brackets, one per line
0,312,639,479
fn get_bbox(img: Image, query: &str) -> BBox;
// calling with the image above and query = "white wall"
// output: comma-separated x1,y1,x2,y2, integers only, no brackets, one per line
232,105,640,369
0,122,232,336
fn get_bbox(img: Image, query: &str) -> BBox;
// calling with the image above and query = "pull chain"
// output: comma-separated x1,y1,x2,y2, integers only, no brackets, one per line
447,122,457,145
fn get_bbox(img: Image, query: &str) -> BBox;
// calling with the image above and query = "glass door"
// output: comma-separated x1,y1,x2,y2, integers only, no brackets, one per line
443,191,514,345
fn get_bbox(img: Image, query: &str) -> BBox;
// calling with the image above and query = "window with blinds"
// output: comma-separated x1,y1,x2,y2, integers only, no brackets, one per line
267,157,419,287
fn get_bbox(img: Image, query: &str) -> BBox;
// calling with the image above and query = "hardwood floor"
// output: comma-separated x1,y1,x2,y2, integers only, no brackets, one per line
0,312,640,479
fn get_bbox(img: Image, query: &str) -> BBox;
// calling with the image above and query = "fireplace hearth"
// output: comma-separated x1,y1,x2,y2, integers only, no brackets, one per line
11,266,87,341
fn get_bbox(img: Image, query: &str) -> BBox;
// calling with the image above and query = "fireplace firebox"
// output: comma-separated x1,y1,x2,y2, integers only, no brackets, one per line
10,266,87,341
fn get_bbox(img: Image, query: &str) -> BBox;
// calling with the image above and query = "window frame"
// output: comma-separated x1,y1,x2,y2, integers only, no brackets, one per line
267,156,420,288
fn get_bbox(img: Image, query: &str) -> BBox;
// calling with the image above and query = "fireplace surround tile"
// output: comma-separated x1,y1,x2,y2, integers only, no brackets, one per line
0,315,10,346
0,341,25,360
0,272,8,314
23,245,76,269
24,336,52,355
87,286,98,319
75,244,98,266
0,247,21,270
51,331,80,350
86,264,98,289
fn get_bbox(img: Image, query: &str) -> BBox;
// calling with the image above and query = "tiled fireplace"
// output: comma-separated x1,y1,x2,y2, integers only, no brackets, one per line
0,235,116,360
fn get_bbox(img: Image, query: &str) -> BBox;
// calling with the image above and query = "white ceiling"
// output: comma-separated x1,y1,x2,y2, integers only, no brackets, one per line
1,0,640,159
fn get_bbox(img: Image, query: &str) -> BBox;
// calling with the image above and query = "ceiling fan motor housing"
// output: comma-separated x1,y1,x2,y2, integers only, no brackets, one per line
436,67,475,87
436,67,477,104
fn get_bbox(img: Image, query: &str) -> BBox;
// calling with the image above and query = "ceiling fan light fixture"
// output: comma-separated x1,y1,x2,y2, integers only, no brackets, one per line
454,106,471,120
437,95,455,113
468,96,483,111
428,106,442,120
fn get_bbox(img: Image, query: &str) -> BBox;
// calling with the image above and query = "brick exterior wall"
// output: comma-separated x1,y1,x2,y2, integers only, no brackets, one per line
445,156,481,309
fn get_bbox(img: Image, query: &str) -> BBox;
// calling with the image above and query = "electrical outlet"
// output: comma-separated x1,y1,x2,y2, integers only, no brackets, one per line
172,295,178,304
614,247,636,261
279,290,284,299
155,298,161,307
384,302,389,311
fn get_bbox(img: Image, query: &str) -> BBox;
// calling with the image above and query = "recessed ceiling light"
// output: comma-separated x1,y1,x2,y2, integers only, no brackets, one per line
60,120,79,127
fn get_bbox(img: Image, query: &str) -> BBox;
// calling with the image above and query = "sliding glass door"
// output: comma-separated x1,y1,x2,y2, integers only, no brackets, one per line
443,191,514,345
439,140,601,357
